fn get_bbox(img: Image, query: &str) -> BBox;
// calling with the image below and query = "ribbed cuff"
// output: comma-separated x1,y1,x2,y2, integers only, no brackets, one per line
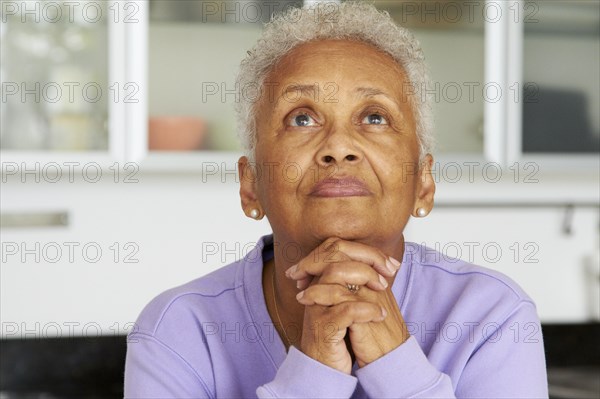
355,335,445,398
256,345,358,398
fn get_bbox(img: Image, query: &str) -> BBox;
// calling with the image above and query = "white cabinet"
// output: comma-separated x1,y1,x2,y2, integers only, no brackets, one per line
2,1,598,173
378,0,599,172
405,204,600,322
1,0,147,167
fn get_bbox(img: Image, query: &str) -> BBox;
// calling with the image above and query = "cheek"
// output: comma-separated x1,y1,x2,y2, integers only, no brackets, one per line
371,145,419,188
253,157,299,209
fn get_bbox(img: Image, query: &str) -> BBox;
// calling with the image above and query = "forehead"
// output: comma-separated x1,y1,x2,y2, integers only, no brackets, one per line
264,39,409,94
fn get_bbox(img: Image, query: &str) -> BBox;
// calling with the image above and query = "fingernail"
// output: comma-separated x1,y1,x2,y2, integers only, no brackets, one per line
296,291,304,301
296,280,302,289
380,307,387,320
388,256,401,269
385,259,396,275
378,274,388,289
285,264,298,278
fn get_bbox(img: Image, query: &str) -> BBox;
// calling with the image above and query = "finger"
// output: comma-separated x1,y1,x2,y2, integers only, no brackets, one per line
326,301,387,326
330,240,401,278
296,284,358,306
318,261,388,291
296,276,312,291
285,237,347,281
286,238,400,281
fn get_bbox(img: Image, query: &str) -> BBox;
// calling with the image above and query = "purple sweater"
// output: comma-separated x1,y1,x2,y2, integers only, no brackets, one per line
124,233,548,398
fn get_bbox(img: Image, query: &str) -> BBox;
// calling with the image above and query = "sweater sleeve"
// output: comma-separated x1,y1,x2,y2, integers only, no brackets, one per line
355,301,548,398
355,335,455,398
454,301,548,398
256,345,358,398
124,332,214,399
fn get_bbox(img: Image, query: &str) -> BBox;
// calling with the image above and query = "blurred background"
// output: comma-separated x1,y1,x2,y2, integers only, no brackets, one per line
1,0,599,397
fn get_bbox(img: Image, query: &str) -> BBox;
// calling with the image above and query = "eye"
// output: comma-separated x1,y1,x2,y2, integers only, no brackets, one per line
362,113,388,125
288,112,318,127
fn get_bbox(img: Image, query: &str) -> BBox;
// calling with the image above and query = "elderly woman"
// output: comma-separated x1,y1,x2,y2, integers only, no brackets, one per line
124,2,548,398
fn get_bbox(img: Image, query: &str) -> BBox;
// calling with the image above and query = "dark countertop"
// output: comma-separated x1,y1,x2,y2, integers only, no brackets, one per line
548,367,600,399
1,323,599,398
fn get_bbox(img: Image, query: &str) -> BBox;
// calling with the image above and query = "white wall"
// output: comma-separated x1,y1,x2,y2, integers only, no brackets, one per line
0,172,272,338
1,168,598,339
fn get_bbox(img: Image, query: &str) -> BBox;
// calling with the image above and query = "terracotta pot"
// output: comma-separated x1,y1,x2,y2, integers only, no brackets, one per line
148,117,206,151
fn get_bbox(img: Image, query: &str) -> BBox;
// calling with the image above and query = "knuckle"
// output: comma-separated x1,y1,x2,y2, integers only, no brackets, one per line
329,288,343,304
376,249,388,262
368,267,382,280
303,285,316,299
295,258,307,272
338,301,355,314
320,305,337,320
350,301,368,315
322,263,344,279
324,236,341,245
335,285,353,301
371,252,388,269
357,302,378,318
322,237,341,251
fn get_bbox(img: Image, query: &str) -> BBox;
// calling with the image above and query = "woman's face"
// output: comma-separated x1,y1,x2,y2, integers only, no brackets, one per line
240,39,435,250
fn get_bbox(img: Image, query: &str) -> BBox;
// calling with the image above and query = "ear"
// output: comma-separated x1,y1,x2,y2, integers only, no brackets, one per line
238,156,264,219
412,154,435,217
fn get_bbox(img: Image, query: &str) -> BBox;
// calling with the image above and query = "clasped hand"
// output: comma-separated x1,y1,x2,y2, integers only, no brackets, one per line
284,237,410,374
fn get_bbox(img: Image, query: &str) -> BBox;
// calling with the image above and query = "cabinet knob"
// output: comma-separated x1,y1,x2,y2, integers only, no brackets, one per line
0,211,69,228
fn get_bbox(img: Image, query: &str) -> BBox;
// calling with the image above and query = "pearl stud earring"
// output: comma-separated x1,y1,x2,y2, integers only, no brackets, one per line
416,208,428,217
250,209,260,219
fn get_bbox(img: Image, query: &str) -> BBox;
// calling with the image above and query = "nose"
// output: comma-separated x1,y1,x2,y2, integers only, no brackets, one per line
315,127,363,167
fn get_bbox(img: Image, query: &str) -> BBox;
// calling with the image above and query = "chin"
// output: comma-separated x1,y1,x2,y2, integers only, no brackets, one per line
310,220,374,242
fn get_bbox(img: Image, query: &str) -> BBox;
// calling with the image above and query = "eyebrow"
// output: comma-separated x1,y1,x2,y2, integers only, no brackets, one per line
273,84,397,108
354,86,394,101
273,84,318,108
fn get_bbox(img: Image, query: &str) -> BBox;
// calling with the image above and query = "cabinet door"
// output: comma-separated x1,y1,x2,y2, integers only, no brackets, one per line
375,1,486,156
502,0,600,171
1,2,109,152
142,0,488,170
0,1,147,167
146,1,297,153
521,1,599,155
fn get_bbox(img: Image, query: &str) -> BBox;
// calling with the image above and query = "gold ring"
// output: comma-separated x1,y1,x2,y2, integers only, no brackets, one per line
347,283,360,294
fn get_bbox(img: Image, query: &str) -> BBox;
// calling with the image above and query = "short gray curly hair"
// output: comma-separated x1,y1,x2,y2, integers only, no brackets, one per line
235,0,434,163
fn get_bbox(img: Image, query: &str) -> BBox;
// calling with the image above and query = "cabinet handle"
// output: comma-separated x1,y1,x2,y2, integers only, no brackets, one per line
562,205,574,236
0,212,69,228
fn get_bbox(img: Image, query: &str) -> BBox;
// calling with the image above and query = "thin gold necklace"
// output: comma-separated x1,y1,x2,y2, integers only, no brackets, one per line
271,263,293,347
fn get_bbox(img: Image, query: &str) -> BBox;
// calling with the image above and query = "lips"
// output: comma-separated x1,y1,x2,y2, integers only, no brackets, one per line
310,176,372,197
